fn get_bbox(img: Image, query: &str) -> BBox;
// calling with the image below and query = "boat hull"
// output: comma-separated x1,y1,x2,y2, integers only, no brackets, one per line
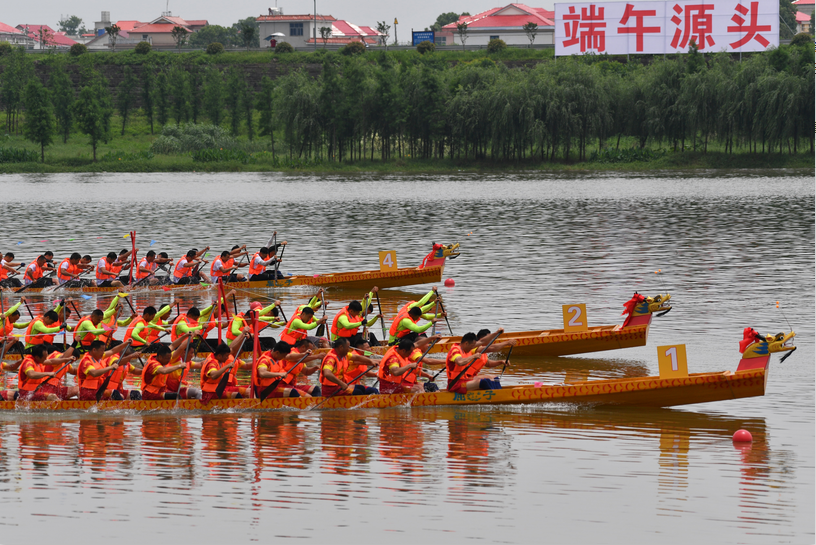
0,368,767,413
11,266,444,294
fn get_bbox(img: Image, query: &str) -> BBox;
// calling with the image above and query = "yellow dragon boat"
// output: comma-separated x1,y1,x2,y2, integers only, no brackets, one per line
0,330,794,413
11,243,460,294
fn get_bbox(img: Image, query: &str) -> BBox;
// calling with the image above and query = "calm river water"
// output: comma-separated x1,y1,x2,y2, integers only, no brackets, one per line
0,171,813,544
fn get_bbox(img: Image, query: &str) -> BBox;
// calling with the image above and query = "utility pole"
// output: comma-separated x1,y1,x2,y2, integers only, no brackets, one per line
394,18,398,45
313,0,317,50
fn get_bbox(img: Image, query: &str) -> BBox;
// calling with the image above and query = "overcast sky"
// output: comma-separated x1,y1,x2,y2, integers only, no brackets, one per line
4,0,556,41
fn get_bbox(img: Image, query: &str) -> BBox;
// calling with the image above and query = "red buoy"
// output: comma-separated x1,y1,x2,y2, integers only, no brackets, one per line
444,278,455,287
732,429,753,442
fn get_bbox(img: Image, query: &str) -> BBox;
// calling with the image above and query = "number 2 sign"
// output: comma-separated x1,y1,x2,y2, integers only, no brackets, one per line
379,251,398,272
657,344,688,379
562,304,588,333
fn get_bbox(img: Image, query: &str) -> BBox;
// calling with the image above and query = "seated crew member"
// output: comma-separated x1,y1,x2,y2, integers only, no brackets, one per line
1,297,27,355
72,294,126,352
170,303,216,342
330,288,383,344
377,337,446,394
199,329,252,403
132,251,161,285
210,250,246,283
24,310,64,352
24,255,55,287
279,305,329,349
140,336,193,401
226,301,284,348
266,242,287,279
253,341,306,399
56,253,83,286
445,329,517,394
15,344,71,401
319,338,379,398
116,248,135,285
290,338,324,394
0,252,24,287
76,340,138,401
387,287,445,345
97,341,145,401
96,252,124,288
42,251,56,273
31,344,79,400
173,249,211,285
123,306,166,349
246,247,278,281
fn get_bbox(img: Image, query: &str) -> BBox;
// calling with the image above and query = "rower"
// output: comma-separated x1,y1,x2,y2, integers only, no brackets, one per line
279,305,328,348
318,338,379,397
226,301,284,346
347,336,380,383
73,294,127,353
199,329,251,403
24,255,54,287
0,252,24,288
1,297,25,354
252,341,304,399
445,329,517,394
24,310,64,352
173,249,211,285
96,252,124,288
246,247,278,281
31,344,79,400
116,248,134,285
377,337,445,394
267,242,287,279
210,250,246,283
42,251,56,273
272,340,322,397
290,338,324,396
388,288,445,345
97,342,144,400
57,253,86,287
330,288,383,344
15,344,66,401
130,250,157,285
76,340,137,400
139,336,193,401
123,306,165,349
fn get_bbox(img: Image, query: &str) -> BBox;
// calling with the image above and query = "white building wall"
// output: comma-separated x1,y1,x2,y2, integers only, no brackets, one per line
258,20,320,48
456,28,553,46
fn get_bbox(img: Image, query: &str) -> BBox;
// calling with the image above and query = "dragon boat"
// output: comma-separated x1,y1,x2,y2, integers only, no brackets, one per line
9,243,461,294
0,329,795,413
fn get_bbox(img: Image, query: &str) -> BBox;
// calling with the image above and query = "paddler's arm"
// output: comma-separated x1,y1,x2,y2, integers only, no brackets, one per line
415,335,442,351
130,321,156,345
3,301,21,317
258,316,284,328
290,317,322,331
308,293,323,310
228,330,250,357
103,340,132,359
319,365,348,389
175,320,202,335
101,294,123,318
256,360,286,379
43,354,76,366
33,321,62,336
338,314,365,331
398,317,436,334
476,329,504,348
84,360,119,377
116,316,134,327
198,303,216,322
409,289,437,310
76,320,107,337
153,305,171,321
13,320,31,329
229,317,245,338
258,301,280,317
384,357,417,377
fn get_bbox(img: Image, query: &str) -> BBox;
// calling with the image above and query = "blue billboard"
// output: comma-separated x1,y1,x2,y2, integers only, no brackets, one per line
412,31,435,46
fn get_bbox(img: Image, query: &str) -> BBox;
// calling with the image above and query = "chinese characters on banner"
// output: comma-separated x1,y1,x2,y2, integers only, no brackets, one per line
555,1,778,56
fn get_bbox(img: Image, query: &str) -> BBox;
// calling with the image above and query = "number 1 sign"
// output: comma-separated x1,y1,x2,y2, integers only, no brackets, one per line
657,344,688,378
562,304,588,333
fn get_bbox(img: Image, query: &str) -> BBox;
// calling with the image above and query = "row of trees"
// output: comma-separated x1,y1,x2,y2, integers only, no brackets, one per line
1,41,812,162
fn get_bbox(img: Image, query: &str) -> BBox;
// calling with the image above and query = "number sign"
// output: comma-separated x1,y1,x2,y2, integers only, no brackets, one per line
379,251,398,272
562,304,588,333
657,344,688,378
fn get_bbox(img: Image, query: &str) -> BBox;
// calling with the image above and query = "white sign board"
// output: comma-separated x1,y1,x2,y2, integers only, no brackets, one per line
555,1,778,56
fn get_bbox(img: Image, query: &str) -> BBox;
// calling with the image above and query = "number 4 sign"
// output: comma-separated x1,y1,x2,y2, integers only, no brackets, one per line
562,304,588,333
379,251,398,272
657,344,688,379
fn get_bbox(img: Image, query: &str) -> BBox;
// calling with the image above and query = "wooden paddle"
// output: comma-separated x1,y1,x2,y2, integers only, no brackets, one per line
498,346,513,380
397,338,438,388
446,333,500,390
258,352,311,401
128,231,137,286
95,340,133,401
308,360,380,411
273,243,286,287
435,293,454,336
16,271,54,294
375,292,387,343
175,334,195,407
315,290,327,337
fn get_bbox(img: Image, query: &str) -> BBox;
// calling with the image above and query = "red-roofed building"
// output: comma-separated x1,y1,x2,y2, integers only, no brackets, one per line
86,13,208,49
0,21,35,47
258,11,379,48
795,11,811,33
440,4,554,46
16,24,77,49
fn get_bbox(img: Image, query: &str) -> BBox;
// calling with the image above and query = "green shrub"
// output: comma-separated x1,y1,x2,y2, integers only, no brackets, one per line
149,123,239,154
487,38,507,53
206,42,225,55
340,41,366,56
0,42,12,57
0,147,39,163
99,150,155,162
417,40,435,54
275,41,294,53
69,43,88,56
789,32,813,47
192,148,253,163
135,41,152,54
588,148,665,164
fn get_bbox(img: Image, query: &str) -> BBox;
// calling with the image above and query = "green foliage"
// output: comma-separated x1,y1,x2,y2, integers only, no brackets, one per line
169,66,191,125
206,42,225,55
256,76,275,149
58,15,83,35
188,66,204,123
74,69,113,161
0,147,39,163
0,42,12,57
239,22,258,50
487,39,507,54
49,66,75,143
153,70,170,127
23,79,55,162
417,41,435,54
429,12,466,32
100,150,154,161
193,27,235,48
117,66,137,134
340,41,366,56
779,0,798,39
192,148,252,163
686,40,703,73
149,123,237,154
203,67,225,125
141,65,156,133
275,42,294,54
69,43,87,57
588,148,665,163
789,32,813,47
172,26,190,50
225,67,248,136
135,41,152,54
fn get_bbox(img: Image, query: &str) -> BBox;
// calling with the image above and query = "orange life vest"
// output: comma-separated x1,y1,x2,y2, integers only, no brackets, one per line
96,257,116,280
41,350,70,382
200,354,238,393
247,253,266,276
279,306,314,344
97,313,118,345
319,349,348,387
446,344,483,382
57,258,80,282
173,257,193,279
0,261,8,281
25,316,48,346
17,355,45,391
123,316,147,347
147,316,166,344
252,352,280,390
26,259,44,281
171,314,198,342
226,313,246,342
73,316,101,346
330,307,360,339
135,257,155,280
103,355,129,391
141,356,169,395
3,316,13,336
77,353,103,390
389,302,418,339
210,256,234,278
378,346,423,386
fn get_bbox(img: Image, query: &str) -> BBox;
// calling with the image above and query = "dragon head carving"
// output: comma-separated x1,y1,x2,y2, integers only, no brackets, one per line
740,328,796,359
419,243,460,269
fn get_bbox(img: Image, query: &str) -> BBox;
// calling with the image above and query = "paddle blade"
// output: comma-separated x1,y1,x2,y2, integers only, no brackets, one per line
316,324,325,337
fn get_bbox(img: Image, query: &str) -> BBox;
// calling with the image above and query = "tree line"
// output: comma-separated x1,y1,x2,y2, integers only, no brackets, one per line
0,41,812,162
